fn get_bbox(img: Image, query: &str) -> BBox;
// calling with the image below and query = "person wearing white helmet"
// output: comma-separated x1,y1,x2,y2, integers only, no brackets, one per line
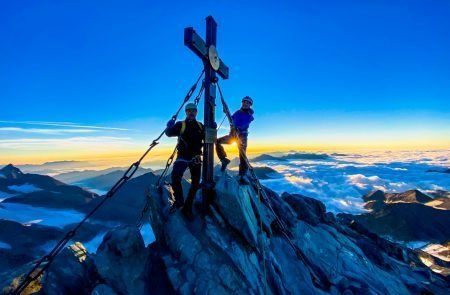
165,102,204,217
216,96,254,185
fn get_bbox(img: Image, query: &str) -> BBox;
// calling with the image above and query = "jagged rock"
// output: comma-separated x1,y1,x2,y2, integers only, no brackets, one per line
282,192,327,225
42,242,98,294
94,226,147,294
214,176,260,247
144,172,449,294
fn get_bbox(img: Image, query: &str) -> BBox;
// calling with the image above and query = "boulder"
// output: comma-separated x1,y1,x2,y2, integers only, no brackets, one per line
43,242,98,295
94,226,147,294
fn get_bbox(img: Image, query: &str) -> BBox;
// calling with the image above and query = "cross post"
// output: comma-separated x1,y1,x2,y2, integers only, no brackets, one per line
184,16,229,195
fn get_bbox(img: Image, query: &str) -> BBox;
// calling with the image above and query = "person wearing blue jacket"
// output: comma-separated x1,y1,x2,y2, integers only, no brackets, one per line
216,96,254,184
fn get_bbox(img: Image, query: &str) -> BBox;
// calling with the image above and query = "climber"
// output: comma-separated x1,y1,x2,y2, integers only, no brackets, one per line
216,96,254,185
165,102,204,217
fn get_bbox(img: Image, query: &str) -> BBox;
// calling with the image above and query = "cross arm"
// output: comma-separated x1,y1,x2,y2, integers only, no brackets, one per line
184,27,229,79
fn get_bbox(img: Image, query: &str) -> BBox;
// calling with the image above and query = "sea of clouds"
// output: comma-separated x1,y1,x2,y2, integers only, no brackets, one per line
254,150,450,214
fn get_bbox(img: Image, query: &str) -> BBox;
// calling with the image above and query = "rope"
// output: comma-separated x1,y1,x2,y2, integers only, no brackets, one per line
216,82,329,290
11,70,205,295
135,78,206,229
257,188,268,295
217,115,227,131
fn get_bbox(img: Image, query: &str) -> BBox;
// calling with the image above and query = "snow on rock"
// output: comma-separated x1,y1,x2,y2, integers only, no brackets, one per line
7,183,43,194
0,241,12,249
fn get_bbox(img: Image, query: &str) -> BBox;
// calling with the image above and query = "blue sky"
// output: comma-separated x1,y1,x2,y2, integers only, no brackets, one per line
0,0,449,164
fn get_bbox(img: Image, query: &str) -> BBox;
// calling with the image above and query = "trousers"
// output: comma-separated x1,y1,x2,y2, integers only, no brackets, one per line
170,158,201,212
216,132,248,176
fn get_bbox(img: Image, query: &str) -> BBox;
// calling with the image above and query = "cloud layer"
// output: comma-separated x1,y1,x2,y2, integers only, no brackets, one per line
257,150,450,214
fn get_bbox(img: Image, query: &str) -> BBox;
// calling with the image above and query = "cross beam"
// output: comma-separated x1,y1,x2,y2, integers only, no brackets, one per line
184,16,229,194
184,28,229,80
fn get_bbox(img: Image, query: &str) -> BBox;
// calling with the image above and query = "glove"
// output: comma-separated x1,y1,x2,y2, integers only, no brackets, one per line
166,119,176,128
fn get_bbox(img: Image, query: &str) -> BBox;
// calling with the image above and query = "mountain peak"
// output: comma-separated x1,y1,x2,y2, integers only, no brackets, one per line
388,189,432,204
0,164,24,179
363,189,386,202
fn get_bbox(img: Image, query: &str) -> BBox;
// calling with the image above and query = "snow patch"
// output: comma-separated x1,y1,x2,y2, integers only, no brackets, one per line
23,219,44,226
406,241,429,249
8,183,43,194
0,203,84,228
0,191,17,202
0,241,11,249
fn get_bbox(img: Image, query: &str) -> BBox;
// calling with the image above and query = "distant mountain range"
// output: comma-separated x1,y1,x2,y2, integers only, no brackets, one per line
0,164,97,209
14,160,91,175
252,152,330,162
338,189,450,243
55,167,153,192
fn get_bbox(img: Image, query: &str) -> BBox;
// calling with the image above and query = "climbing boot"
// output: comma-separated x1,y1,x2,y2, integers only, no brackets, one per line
182,207,194,220
220,158,231,172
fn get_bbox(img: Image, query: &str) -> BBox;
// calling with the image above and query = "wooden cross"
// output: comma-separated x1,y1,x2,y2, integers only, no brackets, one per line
184,16,229,191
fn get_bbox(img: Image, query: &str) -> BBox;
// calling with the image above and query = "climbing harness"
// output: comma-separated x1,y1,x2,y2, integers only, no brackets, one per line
11,70,205,295
180,120,204,135
217,82,329,290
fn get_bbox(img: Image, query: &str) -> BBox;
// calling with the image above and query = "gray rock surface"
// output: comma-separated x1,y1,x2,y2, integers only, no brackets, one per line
43,242,98,295
94,226,148,295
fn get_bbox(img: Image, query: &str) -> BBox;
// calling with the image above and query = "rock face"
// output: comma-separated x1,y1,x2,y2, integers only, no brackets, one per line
23,173,450,294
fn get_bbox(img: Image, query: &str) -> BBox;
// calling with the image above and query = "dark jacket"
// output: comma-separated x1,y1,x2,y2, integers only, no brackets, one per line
232,108,254,134
165,119,204,159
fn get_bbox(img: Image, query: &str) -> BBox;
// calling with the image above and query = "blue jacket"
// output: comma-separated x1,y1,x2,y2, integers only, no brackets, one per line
232,108,254,134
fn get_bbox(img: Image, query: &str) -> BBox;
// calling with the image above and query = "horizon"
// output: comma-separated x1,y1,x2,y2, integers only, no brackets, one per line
1,1,449,165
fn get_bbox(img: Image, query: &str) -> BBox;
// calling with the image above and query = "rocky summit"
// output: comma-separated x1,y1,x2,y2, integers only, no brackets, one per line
8,173,450,294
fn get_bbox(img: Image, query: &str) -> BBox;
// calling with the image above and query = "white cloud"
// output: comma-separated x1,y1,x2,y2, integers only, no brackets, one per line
285,175,313,185
0,127,98,135
346,174,385,191
0,136,132,149
0,120,131,131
